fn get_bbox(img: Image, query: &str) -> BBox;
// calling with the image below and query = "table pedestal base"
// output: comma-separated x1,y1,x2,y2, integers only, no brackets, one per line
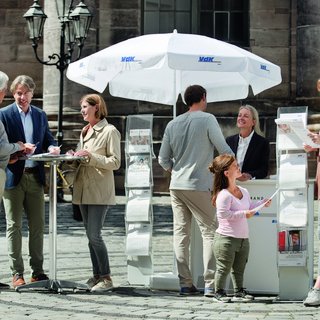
16,279,89,293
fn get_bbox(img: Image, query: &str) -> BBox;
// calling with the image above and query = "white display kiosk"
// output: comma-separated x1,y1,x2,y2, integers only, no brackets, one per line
125,115,154,285
276,106,314,300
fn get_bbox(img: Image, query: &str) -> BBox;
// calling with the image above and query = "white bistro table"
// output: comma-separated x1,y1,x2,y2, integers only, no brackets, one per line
16,154,88,293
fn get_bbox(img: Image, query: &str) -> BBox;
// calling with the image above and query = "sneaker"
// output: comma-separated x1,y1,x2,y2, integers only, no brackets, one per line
179,284,200,296
30,273,49,283
86,276,100,289
232,288,254,302
204,287,215,297
304,288,320,306
212,289,231,303
91,278,113,292
12,274,25,288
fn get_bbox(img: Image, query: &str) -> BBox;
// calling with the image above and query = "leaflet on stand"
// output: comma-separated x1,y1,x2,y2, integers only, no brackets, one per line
127,129,151,153
278,190,308,227
126,189,151,222
125,223,152,256
278,153,307,189
126,155,151,187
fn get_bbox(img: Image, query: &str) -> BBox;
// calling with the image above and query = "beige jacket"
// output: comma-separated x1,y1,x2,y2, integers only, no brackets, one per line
72,118,121,205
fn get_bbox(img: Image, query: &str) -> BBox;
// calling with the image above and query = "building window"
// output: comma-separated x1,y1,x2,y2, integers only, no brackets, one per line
143,0,192,34
142,0,249,47
199,0,249,46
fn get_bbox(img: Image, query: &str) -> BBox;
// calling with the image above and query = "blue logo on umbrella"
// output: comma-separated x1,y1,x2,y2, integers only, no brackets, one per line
198,56,215,63
121,56,136,62
260,64,270,72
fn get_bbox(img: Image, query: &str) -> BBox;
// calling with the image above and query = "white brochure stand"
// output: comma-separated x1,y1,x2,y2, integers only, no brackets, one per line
275,106,314,300
125,115,154,285
16,154,88,293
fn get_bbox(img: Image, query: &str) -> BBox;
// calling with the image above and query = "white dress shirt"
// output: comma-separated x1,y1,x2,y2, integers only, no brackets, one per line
236,130,254,171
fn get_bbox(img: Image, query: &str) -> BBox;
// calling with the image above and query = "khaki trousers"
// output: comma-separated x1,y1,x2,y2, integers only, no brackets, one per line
213,233,249,293
170,189,217,289
3,173,45,276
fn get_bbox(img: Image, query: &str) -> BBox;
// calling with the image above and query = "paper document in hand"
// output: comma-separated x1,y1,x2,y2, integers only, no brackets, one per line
251,189,279,213
275,115,318,149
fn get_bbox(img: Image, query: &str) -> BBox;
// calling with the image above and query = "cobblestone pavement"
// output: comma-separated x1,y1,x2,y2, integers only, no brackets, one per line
0,196,319,319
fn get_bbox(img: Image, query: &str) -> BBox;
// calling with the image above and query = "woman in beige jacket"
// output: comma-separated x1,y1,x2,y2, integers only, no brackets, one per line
70,94,121,292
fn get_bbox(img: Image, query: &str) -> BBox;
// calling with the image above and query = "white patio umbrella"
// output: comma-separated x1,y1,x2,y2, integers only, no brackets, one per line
67,30,281,117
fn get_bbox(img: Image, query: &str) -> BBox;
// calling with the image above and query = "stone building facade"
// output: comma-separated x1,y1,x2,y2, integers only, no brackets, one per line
0,0,320,194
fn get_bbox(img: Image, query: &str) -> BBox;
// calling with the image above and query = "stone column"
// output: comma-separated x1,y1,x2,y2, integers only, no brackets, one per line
296,0,320,108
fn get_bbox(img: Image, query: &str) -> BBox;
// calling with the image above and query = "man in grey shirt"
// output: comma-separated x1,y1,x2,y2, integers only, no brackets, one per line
159,85,233,296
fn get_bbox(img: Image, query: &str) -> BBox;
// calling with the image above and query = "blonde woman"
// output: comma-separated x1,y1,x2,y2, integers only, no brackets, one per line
226,105,270,180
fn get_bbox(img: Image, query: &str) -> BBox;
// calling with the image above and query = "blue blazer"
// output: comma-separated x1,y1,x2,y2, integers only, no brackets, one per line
226,131,270,179
0,103,56,188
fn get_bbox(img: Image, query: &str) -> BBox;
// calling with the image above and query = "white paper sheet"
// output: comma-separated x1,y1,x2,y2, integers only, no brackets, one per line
126,224,152,256
251,188,279,213
126,198,150,221
278,153,307,189
275,117,318,148
278,190,308,227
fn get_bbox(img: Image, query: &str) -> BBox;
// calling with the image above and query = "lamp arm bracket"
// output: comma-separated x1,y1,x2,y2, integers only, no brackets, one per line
32,42,60,67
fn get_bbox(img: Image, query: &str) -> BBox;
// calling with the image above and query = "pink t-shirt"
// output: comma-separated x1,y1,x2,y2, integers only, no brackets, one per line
215,186,263,239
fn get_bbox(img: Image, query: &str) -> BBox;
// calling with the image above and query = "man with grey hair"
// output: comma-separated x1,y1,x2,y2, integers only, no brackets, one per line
0,71,9,104
0,71,27,288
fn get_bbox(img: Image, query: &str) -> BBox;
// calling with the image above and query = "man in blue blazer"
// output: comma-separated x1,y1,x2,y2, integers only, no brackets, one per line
226,105,270,180
0,75,60,288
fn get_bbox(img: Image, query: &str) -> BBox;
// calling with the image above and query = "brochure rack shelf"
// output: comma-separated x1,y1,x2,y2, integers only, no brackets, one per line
124,115,154,285
275,106,314,300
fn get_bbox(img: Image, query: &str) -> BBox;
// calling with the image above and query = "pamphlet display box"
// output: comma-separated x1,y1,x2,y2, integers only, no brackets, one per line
125,115,154,285
275,106,314,300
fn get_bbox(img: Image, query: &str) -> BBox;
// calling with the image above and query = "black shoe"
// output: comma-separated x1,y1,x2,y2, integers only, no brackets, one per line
31,273,49,283
0,282,10,289
212,289,231,303
179,284,200,295
232,288,254,302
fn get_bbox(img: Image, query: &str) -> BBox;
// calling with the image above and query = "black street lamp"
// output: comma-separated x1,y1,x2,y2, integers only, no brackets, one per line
23,0,93,146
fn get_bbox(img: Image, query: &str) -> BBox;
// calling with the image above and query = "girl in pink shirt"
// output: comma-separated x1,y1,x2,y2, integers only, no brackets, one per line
209,154,270,303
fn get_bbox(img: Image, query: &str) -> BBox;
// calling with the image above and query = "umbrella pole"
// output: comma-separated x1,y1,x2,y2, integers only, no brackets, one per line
173,70,177,118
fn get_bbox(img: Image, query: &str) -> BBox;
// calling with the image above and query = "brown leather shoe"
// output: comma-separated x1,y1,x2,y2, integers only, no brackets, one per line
12,274,25,288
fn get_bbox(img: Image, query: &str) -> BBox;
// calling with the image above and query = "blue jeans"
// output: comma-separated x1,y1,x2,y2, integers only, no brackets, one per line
79,204,110,277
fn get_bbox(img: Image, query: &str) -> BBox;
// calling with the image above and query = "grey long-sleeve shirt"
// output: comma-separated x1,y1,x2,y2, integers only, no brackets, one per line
0,121,21,170
158,111,233,192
